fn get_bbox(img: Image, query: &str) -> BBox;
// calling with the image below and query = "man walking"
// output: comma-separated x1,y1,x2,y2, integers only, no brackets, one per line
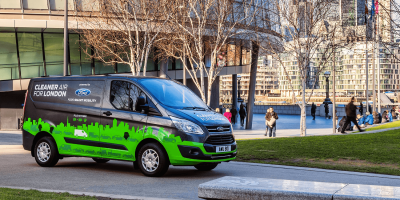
239,103,246,127
341,97,364,133
265,107,279,137
231,107,237,125
324,102,329,119
311,102,316,120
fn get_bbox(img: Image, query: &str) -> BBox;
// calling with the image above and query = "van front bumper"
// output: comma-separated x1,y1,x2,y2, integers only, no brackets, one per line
178,145,237,160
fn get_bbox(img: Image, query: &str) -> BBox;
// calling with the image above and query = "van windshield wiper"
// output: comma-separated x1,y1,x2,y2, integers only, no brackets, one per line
182,107,206,111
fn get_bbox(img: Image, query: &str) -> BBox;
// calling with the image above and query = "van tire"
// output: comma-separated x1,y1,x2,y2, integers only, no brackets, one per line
34,136,59,167
92,158,109,163
194,163,219,171
138,143,169,177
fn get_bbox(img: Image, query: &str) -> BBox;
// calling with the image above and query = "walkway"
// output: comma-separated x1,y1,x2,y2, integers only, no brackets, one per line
232,114,336,139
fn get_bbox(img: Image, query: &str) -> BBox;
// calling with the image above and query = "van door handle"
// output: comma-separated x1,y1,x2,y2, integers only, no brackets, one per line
103,111,112,116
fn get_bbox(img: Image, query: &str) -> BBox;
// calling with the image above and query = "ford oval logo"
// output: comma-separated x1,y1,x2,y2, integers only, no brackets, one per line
75,88,91,96
216,126,224,132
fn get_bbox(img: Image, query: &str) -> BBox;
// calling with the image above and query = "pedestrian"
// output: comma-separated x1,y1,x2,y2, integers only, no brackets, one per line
357,114,366,128
223,108,232,123
239,103,246,127
338,116,351,132
219,106,223,114
365,111,374,125
311,102,316,120
391,106,397,119
324,102,329,119
388,110,393,122
264,108,271,136
359,102,363,115
373,111,380,124
368,104,372,114
231,107,237,125
382,110,388,123
265,107,279,137
341,97,364,133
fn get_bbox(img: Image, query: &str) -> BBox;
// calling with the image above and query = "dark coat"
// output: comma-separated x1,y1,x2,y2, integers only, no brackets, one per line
265,111,279,121
239,107,246,118
345,102,357,118
324,104,329,114
382,111,387,122
373,112,380,124
338,116,351,132
359,103,363,114
311,104,316,113
231,108,237,117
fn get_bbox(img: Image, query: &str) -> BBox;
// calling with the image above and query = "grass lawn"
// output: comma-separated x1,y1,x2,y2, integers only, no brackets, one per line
236,129,400,176
365,120,400,131
0,188,96,200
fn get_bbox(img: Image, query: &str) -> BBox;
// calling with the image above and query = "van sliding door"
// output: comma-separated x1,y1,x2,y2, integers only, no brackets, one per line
99,79,147,161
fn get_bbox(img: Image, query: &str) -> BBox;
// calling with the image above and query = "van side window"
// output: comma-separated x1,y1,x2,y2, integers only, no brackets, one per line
110,81,147,112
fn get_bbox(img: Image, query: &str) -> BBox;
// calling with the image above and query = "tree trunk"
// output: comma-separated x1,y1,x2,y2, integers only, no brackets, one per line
301,78,307,136
200,64,206,102
130,62,136,76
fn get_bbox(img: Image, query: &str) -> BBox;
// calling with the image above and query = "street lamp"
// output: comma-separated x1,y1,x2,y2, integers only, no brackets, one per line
237,75,243,103
323,71,332,104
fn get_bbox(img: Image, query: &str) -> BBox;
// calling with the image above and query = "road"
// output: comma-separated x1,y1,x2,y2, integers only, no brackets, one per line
1,131,400,199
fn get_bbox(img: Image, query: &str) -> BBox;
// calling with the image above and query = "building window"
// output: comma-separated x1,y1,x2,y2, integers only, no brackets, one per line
0,0,21,9
23,0,48,9
43,33,64,76
0,33,19,80
17,33,45,79
49,0,74,10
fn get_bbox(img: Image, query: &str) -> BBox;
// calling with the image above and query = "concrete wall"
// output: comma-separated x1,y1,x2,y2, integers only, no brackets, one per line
253,104,348,117
0,91,25,130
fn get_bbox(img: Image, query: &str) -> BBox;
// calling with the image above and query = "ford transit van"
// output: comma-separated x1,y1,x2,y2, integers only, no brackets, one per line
22,75,236,176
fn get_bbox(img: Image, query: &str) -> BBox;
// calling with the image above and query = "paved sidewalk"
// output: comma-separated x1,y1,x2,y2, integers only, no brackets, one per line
233,114,336,139
232,114,400,140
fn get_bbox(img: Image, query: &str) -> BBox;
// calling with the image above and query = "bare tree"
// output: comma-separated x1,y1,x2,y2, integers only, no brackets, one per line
257,0,350,136
156,0,264,105
76,0,171,76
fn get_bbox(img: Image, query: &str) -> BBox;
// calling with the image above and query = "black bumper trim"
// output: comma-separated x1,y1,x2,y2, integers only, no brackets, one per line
64,137,128,151
178,145,236,160
22,130,34,151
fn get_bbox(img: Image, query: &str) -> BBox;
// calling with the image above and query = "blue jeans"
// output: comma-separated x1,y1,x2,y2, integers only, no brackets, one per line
266,126,276,137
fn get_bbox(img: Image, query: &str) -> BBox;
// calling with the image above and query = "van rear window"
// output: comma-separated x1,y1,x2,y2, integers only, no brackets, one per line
31,80,104,107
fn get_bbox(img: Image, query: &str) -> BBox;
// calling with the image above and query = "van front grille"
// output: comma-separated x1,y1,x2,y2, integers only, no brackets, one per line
206,126,231,133
205,135,235,145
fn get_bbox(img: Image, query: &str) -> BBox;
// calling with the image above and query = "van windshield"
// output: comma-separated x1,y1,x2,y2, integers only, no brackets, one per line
137,79,209,110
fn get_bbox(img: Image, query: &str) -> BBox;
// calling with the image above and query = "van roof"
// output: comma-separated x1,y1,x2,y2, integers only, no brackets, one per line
31,74,167,81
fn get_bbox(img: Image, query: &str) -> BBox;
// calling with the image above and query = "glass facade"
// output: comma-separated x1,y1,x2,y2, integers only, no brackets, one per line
0,31,250,81
0,33,19,80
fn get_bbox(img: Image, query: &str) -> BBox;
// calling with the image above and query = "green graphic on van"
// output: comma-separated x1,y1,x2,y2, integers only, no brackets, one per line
23,117,183,161
23,117,236,164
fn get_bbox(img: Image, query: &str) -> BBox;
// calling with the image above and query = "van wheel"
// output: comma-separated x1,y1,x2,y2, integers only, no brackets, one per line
194,163,219,171
92,158,109,163
34,136,59,167
138,143,169,177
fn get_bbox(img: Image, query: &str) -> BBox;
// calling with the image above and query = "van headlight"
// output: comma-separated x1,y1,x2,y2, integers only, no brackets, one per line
170,117,204,135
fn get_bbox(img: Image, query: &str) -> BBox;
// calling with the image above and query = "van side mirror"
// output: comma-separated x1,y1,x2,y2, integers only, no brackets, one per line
137,96,149,112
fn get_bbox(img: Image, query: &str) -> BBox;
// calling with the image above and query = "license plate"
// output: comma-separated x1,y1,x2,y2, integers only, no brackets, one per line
216,146,231,152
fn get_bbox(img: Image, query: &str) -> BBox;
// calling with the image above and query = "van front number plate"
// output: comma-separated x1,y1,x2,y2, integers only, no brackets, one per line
216,146,231,152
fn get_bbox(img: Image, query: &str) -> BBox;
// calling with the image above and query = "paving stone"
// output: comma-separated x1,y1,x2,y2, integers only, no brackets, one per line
334,184,400,200
198,176,346,200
